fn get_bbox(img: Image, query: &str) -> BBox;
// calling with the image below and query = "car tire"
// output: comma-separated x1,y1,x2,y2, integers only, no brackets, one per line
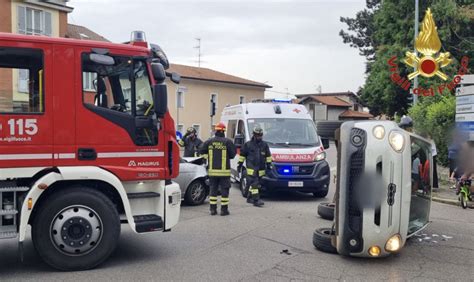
313,227,337,254
185,179,208,206
240,170,249,198
316,121,343,140
317,202,335,220
32,186,120,271
313,189,329,198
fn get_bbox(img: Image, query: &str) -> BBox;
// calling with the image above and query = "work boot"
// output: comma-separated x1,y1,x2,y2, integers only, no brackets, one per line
210,204,217,216
220,205,230,216
246,196,253,204
253,199,264,207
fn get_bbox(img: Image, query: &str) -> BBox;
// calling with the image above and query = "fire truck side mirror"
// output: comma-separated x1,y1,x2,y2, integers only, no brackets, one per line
153,84,168,118
170,72,181,84
151,63,166,84
89,53,115,66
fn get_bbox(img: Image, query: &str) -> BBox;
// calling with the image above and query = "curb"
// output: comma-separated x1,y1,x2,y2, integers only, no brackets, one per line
432,196,459,206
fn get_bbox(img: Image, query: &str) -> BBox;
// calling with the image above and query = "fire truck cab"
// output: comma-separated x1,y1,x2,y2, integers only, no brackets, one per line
0,32,181,270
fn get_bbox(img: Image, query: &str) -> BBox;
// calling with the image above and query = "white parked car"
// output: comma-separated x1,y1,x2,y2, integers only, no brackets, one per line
174,157,209,205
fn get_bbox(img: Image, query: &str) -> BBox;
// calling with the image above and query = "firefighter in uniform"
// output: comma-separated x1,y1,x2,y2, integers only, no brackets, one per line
200,122,236,216
178,127,203,157
238,127,272,207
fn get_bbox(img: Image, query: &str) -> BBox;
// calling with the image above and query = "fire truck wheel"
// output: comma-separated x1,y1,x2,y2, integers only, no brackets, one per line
32,186,120,271
185,179,208,205
317,202,335,220
313,227,337,254
240,170,249,198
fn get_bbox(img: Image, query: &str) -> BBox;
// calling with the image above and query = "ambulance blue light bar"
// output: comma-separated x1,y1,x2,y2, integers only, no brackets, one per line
272,98,292,103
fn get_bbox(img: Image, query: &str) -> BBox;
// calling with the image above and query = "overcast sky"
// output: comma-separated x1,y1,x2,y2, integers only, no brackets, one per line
69,0,367,98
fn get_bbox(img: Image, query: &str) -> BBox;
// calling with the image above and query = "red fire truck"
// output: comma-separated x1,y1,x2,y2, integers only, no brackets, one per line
0,31,181,270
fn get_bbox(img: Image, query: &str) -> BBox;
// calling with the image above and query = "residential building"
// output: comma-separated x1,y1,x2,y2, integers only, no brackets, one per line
297,92,373,121
166,64,270,138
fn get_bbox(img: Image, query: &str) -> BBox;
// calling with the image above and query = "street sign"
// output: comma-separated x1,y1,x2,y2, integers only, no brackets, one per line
456,104,474,114
457,95,474,105
456,85,474,96
456,121,474,131
460,74,474,85
456,113,474,122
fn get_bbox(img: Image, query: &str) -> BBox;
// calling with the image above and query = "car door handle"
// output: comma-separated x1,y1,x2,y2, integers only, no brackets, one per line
78,148,97,160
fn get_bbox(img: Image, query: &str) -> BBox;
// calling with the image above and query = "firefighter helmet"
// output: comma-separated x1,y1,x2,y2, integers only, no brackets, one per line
253,127,264,136
186,127,196,134
215,122,226,132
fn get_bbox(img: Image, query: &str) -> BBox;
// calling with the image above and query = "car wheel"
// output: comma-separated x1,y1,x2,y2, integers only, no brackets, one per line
240,170,249,198
318,202,335,220
32,186,120,271
313,227,337,254
185,179,207,206
313,189,329,198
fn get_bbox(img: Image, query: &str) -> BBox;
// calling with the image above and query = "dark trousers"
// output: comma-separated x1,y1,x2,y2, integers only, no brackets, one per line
449,158,457,176
246,175,262,199
209,177,230,206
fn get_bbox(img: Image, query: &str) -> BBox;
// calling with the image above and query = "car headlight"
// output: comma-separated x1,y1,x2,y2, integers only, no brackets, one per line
372,125,385,139
385,234,402,252
389,131,405,152
368,246,381,257
314,151,326,161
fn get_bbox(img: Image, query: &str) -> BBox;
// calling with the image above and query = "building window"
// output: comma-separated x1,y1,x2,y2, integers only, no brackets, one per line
177,87,185,109
239,95,245,104
192,124,201,137
17,6,52,36
177,124,184,135
0,47,44,113
83,72,97,91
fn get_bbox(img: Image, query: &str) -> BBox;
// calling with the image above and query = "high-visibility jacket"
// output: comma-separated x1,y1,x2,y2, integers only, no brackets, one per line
200,136,236,177
238,138,272,177
178,136,203,157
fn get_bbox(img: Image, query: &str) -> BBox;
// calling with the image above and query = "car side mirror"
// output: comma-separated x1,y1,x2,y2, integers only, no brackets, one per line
321,138,330,149
234,134,245,148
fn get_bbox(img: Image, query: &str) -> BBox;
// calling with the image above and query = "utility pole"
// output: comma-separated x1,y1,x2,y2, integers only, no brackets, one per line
413,0,419,105
194,38,202,68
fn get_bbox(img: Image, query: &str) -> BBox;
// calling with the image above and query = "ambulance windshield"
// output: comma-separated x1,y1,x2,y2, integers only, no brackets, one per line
248,118,320,147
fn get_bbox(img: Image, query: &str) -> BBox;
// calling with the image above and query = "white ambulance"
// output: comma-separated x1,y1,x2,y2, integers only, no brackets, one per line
221,100,331,197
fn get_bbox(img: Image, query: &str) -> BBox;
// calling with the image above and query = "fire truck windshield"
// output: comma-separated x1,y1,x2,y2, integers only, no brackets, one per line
82,54,153,117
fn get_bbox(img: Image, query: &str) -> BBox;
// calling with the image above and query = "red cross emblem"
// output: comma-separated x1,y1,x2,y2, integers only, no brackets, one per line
293,108,301,113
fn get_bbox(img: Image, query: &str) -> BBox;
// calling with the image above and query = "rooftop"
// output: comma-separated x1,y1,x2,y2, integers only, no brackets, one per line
299,95,352,107
66,24,110,42
339,109,373,118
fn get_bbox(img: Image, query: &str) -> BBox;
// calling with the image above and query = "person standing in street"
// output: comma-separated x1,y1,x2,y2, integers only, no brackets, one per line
238,127,272,207
178,127,203,157
200,123,236,216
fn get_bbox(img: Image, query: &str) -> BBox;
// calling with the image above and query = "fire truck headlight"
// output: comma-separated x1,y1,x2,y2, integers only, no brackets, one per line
314,152,326,162
385,234,402,252
368,246,381,257
389,131,405,152
372,125,385,140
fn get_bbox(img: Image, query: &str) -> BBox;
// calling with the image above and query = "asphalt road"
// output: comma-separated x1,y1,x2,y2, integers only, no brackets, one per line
1,145,473,281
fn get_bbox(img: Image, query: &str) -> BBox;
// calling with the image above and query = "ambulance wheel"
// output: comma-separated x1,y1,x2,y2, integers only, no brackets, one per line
313,189,328,198
317,202,335,220
240,171,249,198
32,186,120,271
313,227,337,254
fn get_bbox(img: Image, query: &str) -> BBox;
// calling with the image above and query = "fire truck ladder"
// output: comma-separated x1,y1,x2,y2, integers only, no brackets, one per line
0,185,29,239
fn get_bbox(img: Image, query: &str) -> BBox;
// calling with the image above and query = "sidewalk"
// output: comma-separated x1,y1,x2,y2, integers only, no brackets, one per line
432,165,460,206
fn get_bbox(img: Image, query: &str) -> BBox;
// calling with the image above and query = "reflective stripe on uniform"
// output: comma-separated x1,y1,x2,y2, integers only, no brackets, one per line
249,188,259,195
208,170,231,177
209,149,213,166
266,156,272,163
209,196,218,204
259,170,265,176
222,149,227,171
247,168,254,175
178,140,185,146
201,154,208,159
221,197,229,206
239,155,246,162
